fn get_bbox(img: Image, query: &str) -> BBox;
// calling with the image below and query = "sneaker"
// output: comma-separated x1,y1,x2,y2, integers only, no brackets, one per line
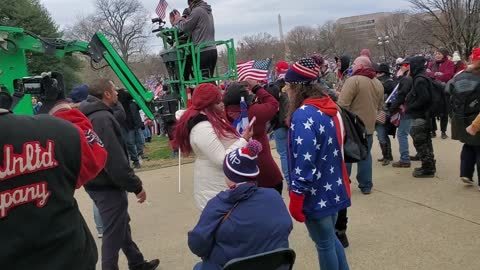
382,159,391,166
131,259,160,270
431,131,437,138
461,177,474,185
410,155,420,161
97,233,103,239
412,169,435,178
361,189,372,195
441,132,448,139
336,231,350,248
392,161,411,168
133,162,141,169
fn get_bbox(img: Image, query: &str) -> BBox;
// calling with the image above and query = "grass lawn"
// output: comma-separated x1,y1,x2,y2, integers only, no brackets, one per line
139,135,194,171
144,135,174,160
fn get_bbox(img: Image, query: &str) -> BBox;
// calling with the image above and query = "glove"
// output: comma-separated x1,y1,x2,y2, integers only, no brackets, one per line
289,191,306,223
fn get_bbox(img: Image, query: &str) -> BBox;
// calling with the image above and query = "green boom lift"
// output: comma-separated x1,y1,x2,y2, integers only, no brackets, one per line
152,19,238,107
0,25,154,118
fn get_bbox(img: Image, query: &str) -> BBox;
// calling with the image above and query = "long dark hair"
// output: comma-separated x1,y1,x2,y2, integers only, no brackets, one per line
286,83,326,124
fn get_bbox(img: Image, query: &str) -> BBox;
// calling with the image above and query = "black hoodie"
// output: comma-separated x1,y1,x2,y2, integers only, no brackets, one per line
405,56,432,119
79,95,143,194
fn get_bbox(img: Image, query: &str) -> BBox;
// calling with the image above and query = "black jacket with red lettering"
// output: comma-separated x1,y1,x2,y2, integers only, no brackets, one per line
0,107,107,270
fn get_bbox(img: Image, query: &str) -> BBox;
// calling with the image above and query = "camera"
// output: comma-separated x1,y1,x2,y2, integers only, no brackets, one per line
13,72,64,102
152,17,166,33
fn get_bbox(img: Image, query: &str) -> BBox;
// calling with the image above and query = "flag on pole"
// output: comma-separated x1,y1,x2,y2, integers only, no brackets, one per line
237,58,272,81
155,0,168,20
232,96,249,134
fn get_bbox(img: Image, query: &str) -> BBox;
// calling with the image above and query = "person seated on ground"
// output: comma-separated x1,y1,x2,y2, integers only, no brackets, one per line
173,0,217,79
188,140,293,270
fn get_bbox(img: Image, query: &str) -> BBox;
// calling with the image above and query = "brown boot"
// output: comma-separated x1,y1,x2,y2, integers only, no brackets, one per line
392,161,411,168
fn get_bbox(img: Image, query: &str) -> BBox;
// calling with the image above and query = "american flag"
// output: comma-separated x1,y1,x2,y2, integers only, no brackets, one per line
155,0,168,20
386,83,402,126
237,58,272,81
232,96,249,134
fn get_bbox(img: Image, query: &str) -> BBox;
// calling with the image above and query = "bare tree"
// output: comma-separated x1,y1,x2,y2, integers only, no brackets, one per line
64,14,104,42
376,11,432,58
286,26,318,60
236,32,285,62
408,0,480,57
95,0,149,62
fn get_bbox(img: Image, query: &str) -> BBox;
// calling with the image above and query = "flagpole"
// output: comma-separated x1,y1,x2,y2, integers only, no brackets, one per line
178,99,182,193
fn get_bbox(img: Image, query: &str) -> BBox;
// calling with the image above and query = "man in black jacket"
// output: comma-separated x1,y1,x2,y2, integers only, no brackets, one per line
390,59,414,168
80,79,159,270
375,63,396,166
405,56,436,178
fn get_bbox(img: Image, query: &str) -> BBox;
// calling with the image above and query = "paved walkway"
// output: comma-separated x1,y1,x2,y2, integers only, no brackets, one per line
76,135,480,270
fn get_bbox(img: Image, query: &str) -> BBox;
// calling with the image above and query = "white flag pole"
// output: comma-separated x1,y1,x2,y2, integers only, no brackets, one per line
178,99,182,193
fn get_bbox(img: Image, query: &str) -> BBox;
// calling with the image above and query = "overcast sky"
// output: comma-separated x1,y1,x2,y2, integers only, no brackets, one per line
41,0,412,51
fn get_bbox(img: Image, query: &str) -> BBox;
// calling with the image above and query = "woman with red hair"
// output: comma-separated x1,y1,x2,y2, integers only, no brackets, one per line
175,83,253,210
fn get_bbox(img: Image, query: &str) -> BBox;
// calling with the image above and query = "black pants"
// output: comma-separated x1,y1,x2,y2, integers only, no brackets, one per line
88,190,144,270
411,118,436,171
184,49,218,81
461,144,480,185
431,116,448,133
335,208,348,232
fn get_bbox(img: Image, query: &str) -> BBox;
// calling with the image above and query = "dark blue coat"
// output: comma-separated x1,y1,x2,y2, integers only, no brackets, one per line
188,183,292,270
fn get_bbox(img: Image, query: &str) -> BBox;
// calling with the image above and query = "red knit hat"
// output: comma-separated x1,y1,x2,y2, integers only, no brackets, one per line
191,83,221,110
470,48,480,62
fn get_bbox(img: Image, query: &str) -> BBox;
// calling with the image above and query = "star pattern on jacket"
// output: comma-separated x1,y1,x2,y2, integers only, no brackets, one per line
288,104,350,217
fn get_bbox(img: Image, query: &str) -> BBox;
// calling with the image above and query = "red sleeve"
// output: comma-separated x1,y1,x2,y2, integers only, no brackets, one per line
437,61,455,83
248,88,279,132
53,109,107,189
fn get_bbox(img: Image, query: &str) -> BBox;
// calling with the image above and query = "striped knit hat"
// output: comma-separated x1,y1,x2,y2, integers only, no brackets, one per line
284,58,320,84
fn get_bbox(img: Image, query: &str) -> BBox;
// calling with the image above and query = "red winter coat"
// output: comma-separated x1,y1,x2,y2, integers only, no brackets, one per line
427,59,455,83
226,88,283,188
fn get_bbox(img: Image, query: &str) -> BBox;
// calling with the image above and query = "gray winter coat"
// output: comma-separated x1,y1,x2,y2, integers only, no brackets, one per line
175,1,215,51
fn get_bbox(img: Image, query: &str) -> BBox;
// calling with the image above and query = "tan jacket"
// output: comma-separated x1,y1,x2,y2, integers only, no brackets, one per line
338,75,384,134
471,113,480,133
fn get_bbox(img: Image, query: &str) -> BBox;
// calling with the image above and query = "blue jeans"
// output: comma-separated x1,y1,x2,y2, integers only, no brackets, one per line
93,202,103,234
305,215,350,270
397,118,412,162
375,123,390,145
346,134,373,192
274,128,289,182
126,128,145,162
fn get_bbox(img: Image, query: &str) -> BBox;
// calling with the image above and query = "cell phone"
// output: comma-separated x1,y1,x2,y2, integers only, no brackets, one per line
248,116,257,128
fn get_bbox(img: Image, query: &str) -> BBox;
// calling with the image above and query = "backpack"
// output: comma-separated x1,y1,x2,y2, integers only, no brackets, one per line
417,75,448,117
338,106,368,163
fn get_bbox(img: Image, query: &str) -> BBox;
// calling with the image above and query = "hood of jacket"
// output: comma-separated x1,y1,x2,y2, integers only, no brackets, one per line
410,56,427,77
216,182,258,204
191,0,212,14
79,95,113,116
340,54,351,74
302,96,338,117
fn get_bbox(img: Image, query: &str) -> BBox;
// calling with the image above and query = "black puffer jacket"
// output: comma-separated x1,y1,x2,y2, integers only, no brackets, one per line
406,56,432,119
448,69,480,145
